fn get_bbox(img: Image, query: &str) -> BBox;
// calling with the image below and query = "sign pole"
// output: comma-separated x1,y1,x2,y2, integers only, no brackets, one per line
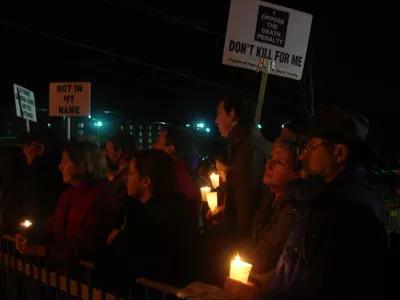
25,119,30,133
67,117,71,140
255,59,270,125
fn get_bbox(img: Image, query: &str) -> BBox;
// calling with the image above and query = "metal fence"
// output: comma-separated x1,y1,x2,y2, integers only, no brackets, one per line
0,235,180,300
1,204,397,299
381,205,400,250
381,205,400,234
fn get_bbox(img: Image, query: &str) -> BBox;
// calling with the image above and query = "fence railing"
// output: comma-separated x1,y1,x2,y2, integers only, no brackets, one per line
1,204,397,299
0,234,181,300
381,205,400,233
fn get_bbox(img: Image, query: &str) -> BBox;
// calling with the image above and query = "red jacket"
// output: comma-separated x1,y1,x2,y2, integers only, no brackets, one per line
44,180,114,266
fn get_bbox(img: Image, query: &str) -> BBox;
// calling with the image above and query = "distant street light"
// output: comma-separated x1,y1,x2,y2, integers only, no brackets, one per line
257,124,262,129
94,121,103,141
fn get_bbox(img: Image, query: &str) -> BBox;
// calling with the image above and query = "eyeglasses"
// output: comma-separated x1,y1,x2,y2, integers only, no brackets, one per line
304,141,331,153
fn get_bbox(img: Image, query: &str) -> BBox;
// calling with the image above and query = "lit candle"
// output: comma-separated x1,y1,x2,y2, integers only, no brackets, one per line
20,219,33,229
210,173,220,189
200,187,211,202
206,192,218,212
229,253,252,284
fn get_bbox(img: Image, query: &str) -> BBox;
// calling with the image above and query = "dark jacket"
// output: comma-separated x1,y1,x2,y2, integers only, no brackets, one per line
224,124,270,240
0,147,28,235
109,163,129,227
23,152,65,239
258,168,386,300
251,190,296,275
174,159,202,232
104,193,196,288
43,180,115,267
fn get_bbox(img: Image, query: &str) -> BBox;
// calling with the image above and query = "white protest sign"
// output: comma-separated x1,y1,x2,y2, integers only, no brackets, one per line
223,0,313,80
13,84,37,122
49,82,91,116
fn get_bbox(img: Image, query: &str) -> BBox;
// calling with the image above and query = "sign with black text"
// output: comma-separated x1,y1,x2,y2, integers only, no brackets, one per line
13,84,37,122
223,0,312,80
49,82,91,116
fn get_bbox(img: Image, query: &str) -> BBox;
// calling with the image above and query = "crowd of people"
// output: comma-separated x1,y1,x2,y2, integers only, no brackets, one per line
0,95,388,299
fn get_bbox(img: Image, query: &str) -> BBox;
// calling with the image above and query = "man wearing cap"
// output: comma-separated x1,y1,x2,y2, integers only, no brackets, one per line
257,107,386,300
17,129,65,241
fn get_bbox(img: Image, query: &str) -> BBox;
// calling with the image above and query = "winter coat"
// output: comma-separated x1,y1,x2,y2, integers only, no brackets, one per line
103,193,196,289
256,168,386,300
224,124,270,241
251,190,296,275
43,180,114,267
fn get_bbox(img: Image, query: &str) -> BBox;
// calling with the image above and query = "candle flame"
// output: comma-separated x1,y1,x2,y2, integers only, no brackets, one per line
234,252,242,262
21,220,32,228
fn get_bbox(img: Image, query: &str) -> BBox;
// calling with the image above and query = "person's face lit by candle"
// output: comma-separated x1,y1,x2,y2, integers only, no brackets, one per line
263,145,297,189
152,130,174,155
215,101,237,138
22,142,44,165
58,151,80,185
126,159,151,203
104,140,120,165
215,159,228,182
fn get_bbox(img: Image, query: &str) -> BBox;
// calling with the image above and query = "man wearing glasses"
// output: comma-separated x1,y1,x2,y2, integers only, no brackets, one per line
257,107,386,300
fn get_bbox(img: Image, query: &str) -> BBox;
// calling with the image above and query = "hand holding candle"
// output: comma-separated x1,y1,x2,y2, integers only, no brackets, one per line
229,253,252,284
210,173,220,189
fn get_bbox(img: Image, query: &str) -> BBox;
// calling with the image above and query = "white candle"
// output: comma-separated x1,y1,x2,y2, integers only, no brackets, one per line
210,173,220,189
229,253,252,284
20,219,33,228
200,187,211,202
206,192,218,212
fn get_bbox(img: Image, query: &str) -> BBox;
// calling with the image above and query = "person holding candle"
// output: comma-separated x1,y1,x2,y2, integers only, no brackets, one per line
197,161,213,188
15,141,115,266
102,149,196,290
204,96,269,286
16,129,65,242
245,135,305,290
214,155,229,207
215,96,270,241
204,155,229,224
256,107,385,300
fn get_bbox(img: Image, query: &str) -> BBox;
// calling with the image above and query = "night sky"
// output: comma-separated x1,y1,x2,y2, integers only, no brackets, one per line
1,0,399,165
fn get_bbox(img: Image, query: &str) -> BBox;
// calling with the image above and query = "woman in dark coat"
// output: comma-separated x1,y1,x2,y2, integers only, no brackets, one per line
15,141,115,267
244,135,305,290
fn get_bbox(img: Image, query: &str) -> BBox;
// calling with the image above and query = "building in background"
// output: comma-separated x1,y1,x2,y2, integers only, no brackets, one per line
121,121,167,150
